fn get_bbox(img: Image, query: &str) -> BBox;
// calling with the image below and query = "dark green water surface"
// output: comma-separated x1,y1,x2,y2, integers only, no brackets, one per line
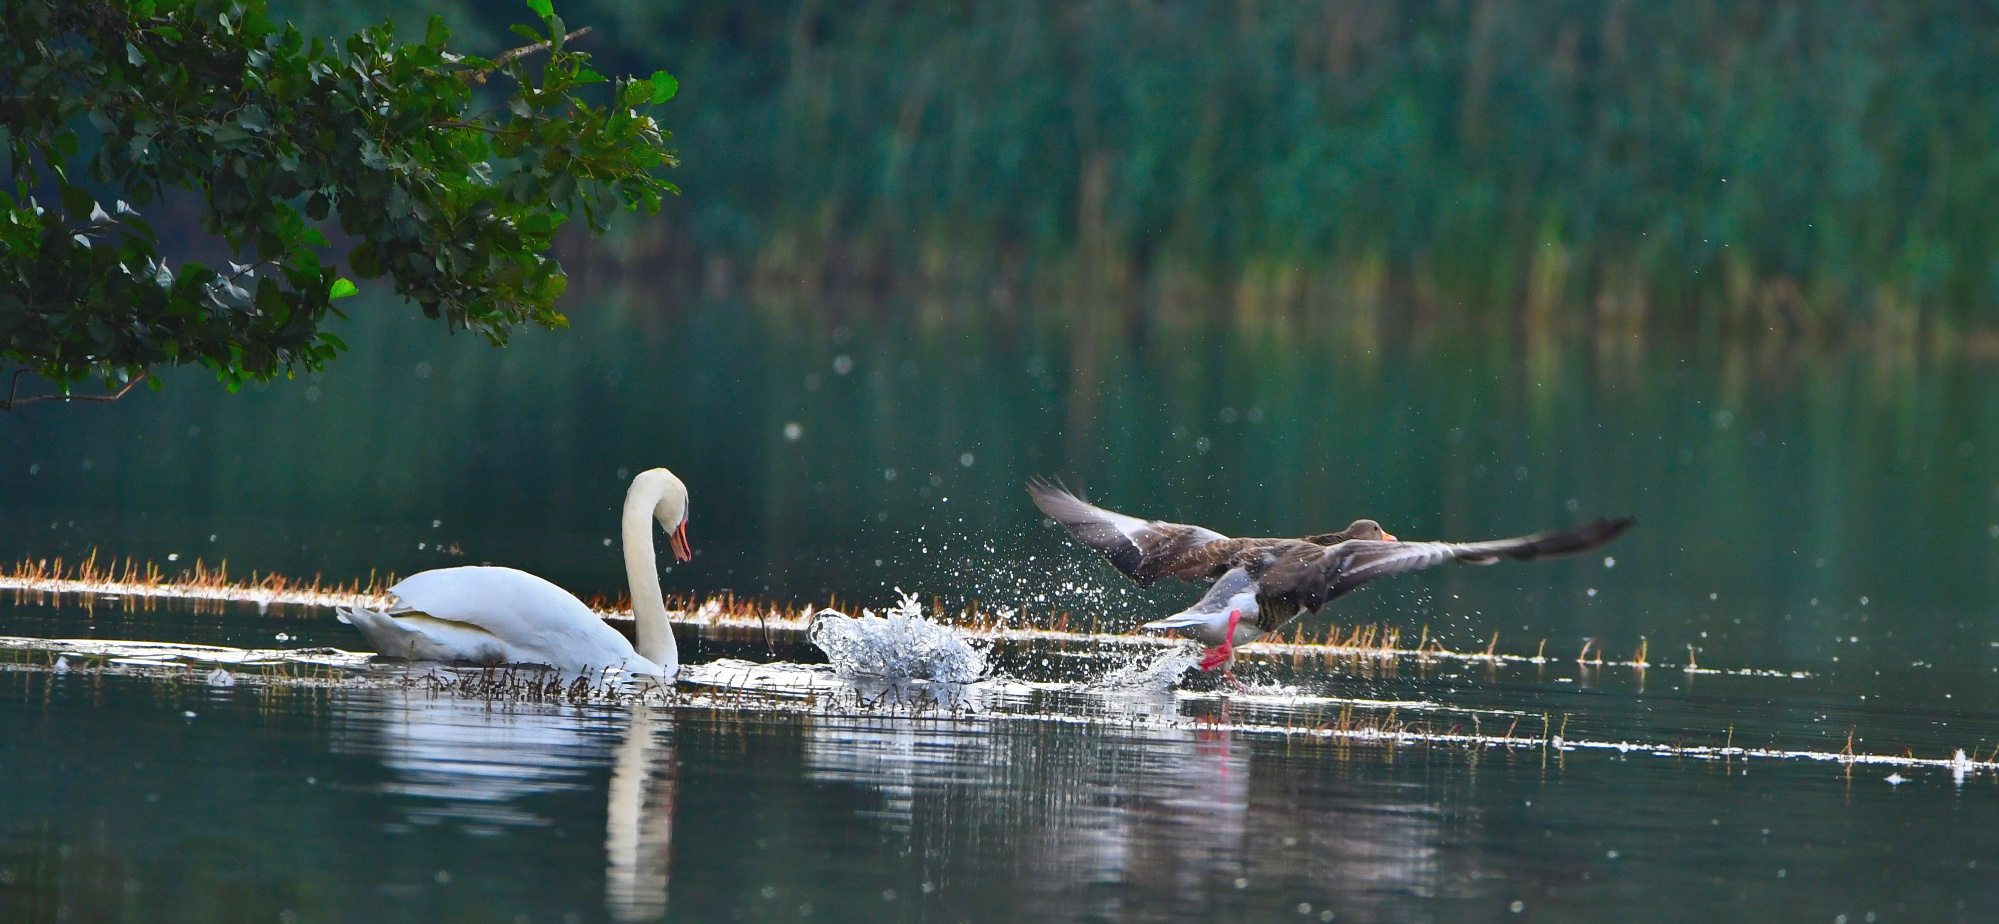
4,636,1998,924
6,290,1999,670
7,292,1999,921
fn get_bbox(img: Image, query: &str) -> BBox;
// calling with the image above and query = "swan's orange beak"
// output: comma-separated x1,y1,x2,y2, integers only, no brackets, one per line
1381,530,1398,541
669,521,693,562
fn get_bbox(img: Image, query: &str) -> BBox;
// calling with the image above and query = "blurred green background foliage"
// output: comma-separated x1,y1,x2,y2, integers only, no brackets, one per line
280,0,1999,349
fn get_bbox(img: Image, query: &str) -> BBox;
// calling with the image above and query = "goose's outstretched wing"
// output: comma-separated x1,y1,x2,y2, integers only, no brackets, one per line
1254,517,1636,615
1028,481,1257,587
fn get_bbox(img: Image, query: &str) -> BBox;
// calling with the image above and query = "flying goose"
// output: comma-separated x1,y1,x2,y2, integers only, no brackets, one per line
1028,481,1632,684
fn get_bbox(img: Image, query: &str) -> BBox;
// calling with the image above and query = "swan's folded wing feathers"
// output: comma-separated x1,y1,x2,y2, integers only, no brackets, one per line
338,604,512,663
1028,481,1237,587
376,566,661,673
388,566,595,636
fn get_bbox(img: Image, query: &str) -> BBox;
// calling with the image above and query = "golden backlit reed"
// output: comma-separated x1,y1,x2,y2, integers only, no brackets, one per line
5,551,1772,676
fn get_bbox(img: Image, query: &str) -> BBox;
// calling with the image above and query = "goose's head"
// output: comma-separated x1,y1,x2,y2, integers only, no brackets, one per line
631,468,693,562
1343,519,1396,542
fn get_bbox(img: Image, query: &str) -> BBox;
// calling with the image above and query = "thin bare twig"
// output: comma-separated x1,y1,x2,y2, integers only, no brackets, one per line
466,26,593,83
2,369,149,411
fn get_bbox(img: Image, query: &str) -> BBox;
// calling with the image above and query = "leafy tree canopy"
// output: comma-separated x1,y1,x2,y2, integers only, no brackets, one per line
0,0,677,403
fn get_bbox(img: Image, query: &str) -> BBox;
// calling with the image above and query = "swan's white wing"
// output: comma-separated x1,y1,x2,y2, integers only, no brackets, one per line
377,566,661,674
339,606,512,664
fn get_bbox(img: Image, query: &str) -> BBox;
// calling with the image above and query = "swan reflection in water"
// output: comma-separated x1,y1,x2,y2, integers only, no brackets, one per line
804,711,1482,921
334,692,675,920
333,684,1483,921
604,705,674,922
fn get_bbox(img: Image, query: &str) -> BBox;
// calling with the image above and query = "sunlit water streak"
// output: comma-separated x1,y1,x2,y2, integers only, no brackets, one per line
2,632,1988,782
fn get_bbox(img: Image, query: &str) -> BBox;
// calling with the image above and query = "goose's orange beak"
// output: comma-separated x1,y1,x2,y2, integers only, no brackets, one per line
669,521,693,562
1381,531,1398,541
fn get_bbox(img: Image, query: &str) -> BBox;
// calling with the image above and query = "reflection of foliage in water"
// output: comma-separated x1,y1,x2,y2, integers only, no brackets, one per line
6,281,1999,676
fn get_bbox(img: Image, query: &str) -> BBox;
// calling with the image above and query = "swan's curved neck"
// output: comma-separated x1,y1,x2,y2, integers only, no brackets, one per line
622,480,679,676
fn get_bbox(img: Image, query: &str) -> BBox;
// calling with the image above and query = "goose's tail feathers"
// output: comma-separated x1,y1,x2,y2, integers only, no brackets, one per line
1141,611,1210,631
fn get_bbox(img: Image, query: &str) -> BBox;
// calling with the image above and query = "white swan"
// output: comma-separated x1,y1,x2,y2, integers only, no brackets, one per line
338,468,692,678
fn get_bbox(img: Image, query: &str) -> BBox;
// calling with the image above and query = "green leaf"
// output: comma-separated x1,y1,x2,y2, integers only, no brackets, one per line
425,15,449,48
526,0,553,19
60,184,95,222
329,278,359,298
255,276,287,319
348,240,380,278
536,272,567,302
648,70,678,103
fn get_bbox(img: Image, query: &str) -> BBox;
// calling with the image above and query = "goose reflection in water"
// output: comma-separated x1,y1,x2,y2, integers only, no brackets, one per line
333,692,676,920
804,715,1481,922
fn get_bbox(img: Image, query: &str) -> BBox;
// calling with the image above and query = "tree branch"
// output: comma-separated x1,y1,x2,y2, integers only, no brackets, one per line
466,27,593,84
2,369,150,410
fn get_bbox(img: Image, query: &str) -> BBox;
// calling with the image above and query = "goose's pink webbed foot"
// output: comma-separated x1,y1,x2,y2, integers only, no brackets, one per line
1197,610,1244,689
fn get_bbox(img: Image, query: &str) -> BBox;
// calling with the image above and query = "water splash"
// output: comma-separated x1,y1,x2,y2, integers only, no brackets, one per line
807,591,989,683
1087,647,1200,693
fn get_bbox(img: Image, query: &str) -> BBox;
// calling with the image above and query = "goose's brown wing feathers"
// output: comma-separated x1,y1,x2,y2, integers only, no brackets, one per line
1028,481,1265,587
1251,516,1636,622
1252,589,1304,634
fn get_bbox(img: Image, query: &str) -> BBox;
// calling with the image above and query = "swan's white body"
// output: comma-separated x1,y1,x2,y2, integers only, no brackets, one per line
340,566,663,674
339,468,692,679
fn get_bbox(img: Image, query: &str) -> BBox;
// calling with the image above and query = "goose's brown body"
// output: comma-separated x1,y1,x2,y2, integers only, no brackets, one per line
1029,481,1634,648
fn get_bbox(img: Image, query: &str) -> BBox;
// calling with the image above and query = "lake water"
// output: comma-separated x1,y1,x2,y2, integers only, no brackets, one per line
3,604,1997,924
6,288,1999,921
